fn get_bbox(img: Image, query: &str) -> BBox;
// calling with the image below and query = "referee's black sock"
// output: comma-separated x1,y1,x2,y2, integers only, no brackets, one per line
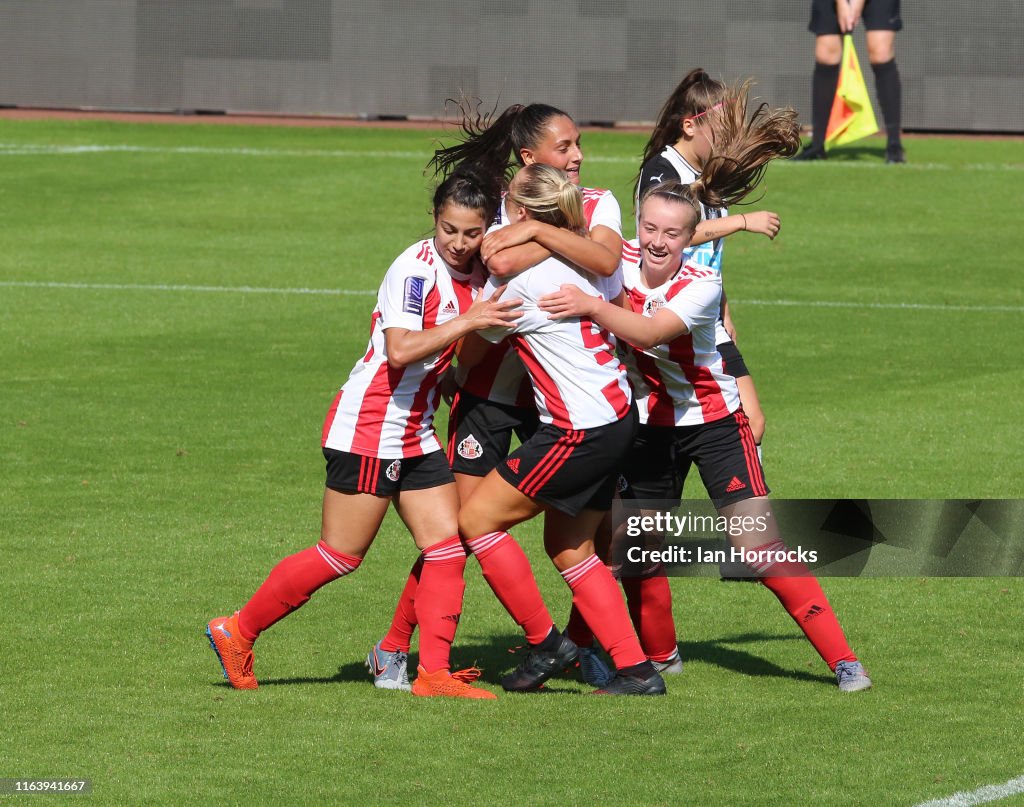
872,59,903,147
811,61,841,149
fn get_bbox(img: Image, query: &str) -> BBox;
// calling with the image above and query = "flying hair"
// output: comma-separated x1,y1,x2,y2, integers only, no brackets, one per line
428,98,572,185
635,68,727,198
640,82,801,217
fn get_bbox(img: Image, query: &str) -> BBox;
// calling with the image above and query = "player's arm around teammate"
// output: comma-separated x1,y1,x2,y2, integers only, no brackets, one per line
541,114,872,692
205,165,520,699
457,165,666,696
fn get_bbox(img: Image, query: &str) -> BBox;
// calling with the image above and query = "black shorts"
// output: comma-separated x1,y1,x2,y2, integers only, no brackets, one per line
446,389,539,477
323,448,453,497
496,408,638,516
716,339,751,380
622,409,769,508
810,0,902,34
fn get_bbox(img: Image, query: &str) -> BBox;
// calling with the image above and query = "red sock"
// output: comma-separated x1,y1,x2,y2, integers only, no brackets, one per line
381,556,422,653
561,555,646,669
622,573,678,662
465,531,553,645
752,540,857,669
237,541,362,642
565,603,594,648
414,536,467,674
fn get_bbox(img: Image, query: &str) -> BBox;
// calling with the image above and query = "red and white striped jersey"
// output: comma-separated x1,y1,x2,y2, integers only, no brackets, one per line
460,187,624,406
322,239,483,459
618,239,739,427
480,256,632,430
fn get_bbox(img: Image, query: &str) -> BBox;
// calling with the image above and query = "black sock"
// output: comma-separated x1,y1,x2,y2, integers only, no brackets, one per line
872,59,903,147
811,61,841,149
619,660,656,678
534,625,562,651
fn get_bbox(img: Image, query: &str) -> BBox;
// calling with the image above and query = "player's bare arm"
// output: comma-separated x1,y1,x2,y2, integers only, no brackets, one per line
539,284,688,349
384,287,522,368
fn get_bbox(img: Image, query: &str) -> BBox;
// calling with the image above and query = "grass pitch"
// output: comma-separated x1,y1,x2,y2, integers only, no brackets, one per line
1,119,1022,806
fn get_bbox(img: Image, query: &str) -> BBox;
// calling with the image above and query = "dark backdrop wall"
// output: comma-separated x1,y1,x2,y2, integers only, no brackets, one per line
1,1,1021,132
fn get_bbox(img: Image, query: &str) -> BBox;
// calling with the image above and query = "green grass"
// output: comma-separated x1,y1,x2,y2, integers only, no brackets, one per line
1,120,1022,806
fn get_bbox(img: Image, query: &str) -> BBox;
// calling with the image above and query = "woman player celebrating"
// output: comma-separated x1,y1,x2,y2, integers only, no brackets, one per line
541,93,872,693
637,69,782,454
458,163,665,696
369,102,624,689
205,165,523,699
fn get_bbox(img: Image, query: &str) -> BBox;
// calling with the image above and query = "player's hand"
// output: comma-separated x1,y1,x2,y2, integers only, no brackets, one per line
464,283,523,329
538,284,599,320
481,221,538,263
743,210,782,240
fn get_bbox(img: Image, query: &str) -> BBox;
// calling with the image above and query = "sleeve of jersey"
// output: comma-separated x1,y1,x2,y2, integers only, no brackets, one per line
589,191,622,236
378,254,436,332
638,155,680,196
663,277,723,333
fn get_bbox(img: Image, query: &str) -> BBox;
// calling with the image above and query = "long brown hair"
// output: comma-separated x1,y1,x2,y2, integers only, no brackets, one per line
640,83,801,218
635,69,727,197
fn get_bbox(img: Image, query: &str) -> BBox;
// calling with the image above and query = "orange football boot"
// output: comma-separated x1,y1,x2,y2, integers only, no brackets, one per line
411,666,497,700
206,612,257,690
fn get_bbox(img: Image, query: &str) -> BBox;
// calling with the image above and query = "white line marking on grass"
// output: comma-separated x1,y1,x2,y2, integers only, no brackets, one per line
3,282,1022,313
0,143,431,160
914,774,1024,807
0,281,376,296
739,298,1024,314
0,143,1021,172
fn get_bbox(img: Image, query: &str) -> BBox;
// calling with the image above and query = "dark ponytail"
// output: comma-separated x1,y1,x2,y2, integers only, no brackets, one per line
634,69,727,198
429,99,572,184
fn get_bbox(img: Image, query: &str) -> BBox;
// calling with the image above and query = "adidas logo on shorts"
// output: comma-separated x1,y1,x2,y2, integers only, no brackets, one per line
506,458,521,475
725,476,746,493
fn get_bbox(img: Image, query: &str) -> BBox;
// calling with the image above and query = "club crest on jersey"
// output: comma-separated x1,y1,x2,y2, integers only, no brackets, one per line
458,434,483,460
385,460,402,481
403,276,425,316
645,297,665,315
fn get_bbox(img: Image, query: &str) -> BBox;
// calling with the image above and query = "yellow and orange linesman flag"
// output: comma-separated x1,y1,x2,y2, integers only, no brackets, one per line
824,34,879,148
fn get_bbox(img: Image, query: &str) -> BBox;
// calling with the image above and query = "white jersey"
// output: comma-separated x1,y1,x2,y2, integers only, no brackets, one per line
618,239,739,427
481,256,632,431
458,186,624,405
322,239,483,459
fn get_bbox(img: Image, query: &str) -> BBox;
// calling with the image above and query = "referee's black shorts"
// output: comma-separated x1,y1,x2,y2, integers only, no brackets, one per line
810,0,902,34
